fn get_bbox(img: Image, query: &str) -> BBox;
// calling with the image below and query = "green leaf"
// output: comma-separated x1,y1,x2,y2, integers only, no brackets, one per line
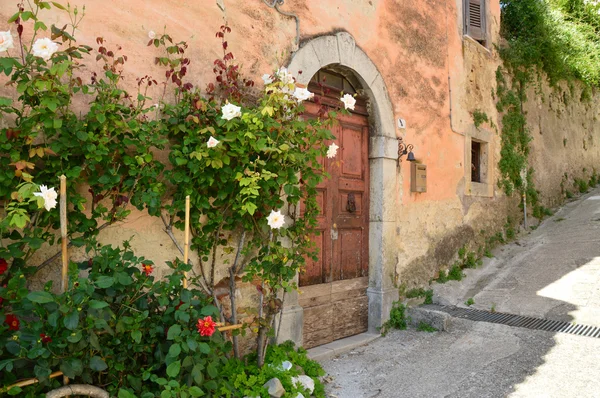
0,359,16,372
206,362,218,378
53,118,63,129
95,276,114,288
89,332,101,350
60,358,83,378
63,310,79,330
27,291,54,303
96,113,106,124
90,356,108,371
52,1,67,10
5,341,21,355
191,364,204,385
200,305,218,317
188,386,205,397
7,386,22,396
168,343,181,358
21,11,34,21
166,361,181,378
88,300,109,309
7,12,20,23
118,389,136,398
167,325,181,340
197,343,210,354
131,330,142,344
186,338,198,352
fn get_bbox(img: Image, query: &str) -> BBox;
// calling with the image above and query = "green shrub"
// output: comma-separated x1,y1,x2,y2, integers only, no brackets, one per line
380,302,409,336
447,264,464,281
575,178,589,193
0,243,231,397
416,321,437,333
219,341,325,398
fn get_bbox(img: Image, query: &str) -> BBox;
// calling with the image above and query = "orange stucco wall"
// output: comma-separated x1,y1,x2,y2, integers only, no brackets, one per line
2,0,598,295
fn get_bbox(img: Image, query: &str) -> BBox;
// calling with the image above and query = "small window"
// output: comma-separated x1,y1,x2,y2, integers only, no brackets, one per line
471,141,482,183
464,0,486,44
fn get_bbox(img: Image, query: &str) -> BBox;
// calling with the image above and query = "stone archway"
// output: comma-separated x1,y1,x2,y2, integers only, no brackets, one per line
277,32,400,346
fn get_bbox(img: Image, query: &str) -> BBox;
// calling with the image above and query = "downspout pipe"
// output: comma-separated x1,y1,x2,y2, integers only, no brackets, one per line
262,0,300,52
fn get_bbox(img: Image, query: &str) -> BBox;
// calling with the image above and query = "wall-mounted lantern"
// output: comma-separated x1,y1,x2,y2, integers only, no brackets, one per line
397,137,416,165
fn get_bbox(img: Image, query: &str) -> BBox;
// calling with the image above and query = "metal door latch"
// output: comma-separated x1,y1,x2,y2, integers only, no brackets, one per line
346,193,356,213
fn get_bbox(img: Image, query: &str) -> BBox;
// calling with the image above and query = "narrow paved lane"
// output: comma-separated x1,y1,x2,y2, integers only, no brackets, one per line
322,187,600,398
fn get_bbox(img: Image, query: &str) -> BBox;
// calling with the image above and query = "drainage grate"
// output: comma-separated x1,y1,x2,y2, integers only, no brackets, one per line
422,304,600,338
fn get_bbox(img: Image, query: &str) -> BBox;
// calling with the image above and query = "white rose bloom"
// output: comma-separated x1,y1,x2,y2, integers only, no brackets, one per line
32,38,59,61
34,185,58,211
326,143,339,159
276,66,295,84
221,103,242,121
266,209,285,229
340,93,356,110
293,87,314,102
262,73,273,85
148,30,156,39
207,136,220,148
0,31,14,53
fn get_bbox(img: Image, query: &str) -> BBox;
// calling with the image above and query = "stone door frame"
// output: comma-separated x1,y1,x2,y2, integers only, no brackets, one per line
277,32,399,345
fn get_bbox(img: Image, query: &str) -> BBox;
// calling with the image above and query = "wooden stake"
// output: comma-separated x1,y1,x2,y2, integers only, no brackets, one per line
59,175,68,293
183,195,190,289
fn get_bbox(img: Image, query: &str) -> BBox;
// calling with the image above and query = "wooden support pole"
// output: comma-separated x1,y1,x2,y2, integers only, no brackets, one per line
183,195,190,289
59,175,68,293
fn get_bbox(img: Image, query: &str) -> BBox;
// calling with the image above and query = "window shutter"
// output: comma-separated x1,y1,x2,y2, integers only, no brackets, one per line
465,0,485,42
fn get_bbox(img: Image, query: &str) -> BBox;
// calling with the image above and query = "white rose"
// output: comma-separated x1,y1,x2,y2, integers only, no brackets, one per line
221,103,242,121
293,87,314,102
32,38,59,61
262,73,273,85
0,31,14,53
276,66,294,84
326,143,339,158
207,136,219,148
266,209,285,229
148,30,156,39
340,93,356,110
34,185,58,211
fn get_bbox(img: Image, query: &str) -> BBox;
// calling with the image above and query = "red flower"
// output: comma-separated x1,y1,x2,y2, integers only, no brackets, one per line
142,263,153,276
4,314,19,331
40,333,52,344
197,316,216,337
0,259,8,275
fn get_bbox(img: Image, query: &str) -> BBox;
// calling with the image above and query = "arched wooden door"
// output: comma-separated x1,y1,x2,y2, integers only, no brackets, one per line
300,71,370,349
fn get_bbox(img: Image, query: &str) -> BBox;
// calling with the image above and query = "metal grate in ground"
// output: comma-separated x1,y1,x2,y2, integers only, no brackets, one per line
422,304,600,338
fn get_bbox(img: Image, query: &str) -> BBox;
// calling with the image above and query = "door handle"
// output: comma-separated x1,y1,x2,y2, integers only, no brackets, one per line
346,193,356,213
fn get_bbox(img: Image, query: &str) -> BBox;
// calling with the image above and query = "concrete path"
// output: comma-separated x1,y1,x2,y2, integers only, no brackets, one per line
322,187,600,397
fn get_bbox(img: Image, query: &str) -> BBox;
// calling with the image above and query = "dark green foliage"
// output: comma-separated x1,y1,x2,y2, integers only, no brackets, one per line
501,0,600,86
575,178,589,193
416,322,437,333
447,264,464,281
473,110,489,128
0,243,232,397
589,170,598,187
380,302,409,336
405,288,433,304
218,341,325,398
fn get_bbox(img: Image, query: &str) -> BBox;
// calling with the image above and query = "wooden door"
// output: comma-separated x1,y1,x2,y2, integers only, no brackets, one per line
300,92,370,349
